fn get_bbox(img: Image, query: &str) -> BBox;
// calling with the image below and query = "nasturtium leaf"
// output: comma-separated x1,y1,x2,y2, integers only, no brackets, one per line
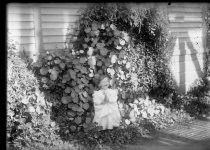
68,69,76,79
94,73,100,79
72,95,79,103
41,77,48,83
98,69,103,75
114,39,119,46
119,51,125,59
54,59,61,64
79,57,87,64
64,87,71,93
71,90,76,98
63,74,70,81
70,125,76,132
82,44,88,49
43,84,49,89
50,70,58,81
82,91,88,98
59,63,65,69
96,60,103,66
81,78,89,84
84,27,91,33
79,93,85,101
84,38,90,43
86,117,91,124
46,55,52,60
67,111,76,117
99,48,108,56
75,117,82,124
83,103,89,110
61,96,72,104
40,67,48,75
114,30,121,36
80,67,88,74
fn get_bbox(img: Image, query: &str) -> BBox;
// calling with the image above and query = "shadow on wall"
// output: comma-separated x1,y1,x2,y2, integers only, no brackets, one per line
171,16,206,93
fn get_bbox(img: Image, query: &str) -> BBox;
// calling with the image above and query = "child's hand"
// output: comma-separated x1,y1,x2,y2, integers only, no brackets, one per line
103,90,109,103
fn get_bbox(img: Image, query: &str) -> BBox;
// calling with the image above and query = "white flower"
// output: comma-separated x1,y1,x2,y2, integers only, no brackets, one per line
110,24,117,30
122,31,131,42
101,24,105,29
147,107,154,117
111,55,117,63
125,119,130,125
155,110,160,114
129,110,136,122
29,106,35,112
95,30,100,36
87,47,94,56
88,56,96,67
144,100,149,107
36,106,41,114
89,73,94,77
79,50,84,53
116,45,122,50
126,62,131,69
51,122,56,127
107,68,115,76
142,111,147,118
21,97,29,104
160,105,165,114
119,39,126,46
134,99,139,104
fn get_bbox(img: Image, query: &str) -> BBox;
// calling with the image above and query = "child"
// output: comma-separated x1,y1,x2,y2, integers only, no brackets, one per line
92,75,121,130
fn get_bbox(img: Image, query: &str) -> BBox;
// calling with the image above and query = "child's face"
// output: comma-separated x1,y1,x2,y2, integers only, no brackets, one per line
99,77,110,90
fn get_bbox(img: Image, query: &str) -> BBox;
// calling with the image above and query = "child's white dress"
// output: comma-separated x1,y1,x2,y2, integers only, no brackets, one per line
93,89,121,130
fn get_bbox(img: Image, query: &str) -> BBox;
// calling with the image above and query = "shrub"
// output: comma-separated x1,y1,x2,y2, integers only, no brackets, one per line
7,40,77,150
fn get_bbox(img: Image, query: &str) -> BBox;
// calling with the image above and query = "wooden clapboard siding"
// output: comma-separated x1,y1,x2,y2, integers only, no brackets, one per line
170,58,204,73
42,28,75,36
7,4,36,55
41,14,80,22
168,3,206,93
39,3,86,51
41,8,81,15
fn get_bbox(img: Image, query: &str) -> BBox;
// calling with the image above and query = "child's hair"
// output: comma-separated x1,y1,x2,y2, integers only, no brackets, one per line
98,75,110,88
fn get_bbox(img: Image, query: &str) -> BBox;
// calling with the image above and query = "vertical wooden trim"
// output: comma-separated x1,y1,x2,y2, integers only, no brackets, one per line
33,4,43,58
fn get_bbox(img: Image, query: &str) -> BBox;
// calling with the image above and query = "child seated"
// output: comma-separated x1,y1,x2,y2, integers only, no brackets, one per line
92,75,121,130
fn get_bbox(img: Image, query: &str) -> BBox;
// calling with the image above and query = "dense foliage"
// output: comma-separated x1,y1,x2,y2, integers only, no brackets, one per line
7,3,208,150
7,40,79,150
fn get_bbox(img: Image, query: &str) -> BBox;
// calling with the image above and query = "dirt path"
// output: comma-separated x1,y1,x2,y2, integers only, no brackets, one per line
123,119,210,150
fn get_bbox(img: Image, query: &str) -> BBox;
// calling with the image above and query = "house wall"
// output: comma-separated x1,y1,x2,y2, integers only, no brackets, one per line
7,3,209,93
167,3,207,93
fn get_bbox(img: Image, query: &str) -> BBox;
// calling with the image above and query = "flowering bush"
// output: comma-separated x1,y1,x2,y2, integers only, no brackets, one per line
121,96,192,130
7,41,78,149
